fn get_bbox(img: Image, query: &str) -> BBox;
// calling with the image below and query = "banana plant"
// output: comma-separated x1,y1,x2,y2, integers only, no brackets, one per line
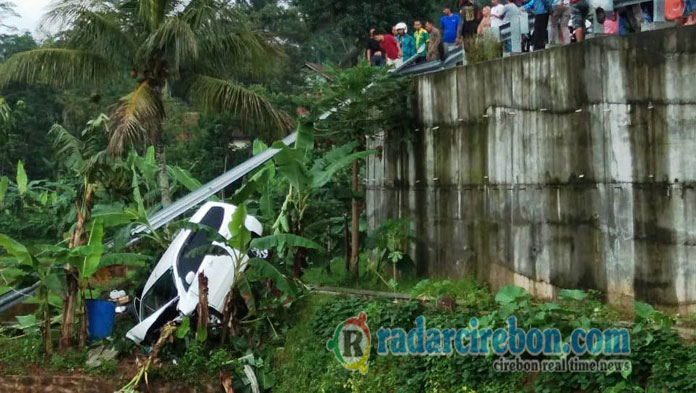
232,122,375,278
0,161,63,210
217,204,321,341
0,235,65,355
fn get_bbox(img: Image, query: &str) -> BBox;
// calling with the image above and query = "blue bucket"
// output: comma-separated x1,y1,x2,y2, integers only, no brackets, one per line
85,299,116,341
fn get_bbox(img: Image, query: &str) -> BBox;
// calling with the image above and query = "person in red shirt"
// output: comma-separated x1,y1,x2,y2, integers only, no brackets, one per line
377,33,402,67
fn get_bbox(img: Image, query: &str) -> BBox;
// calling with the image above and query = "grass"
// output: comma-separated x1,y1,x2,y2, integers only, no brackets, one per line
678,312,696,329
0,333,118,376
463,35,502,65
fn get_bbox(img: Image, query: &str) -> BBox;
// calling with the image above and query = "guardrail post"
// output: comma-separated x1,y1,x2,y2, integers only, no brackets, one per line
591,7,604,35
653,0,665,22
510,12,522,53
519,14,529,35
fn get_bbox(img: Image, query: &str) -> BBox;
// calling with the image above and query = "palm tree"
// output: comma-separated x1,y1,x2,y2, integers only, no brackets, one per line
0,1,18,29
0,0,292,207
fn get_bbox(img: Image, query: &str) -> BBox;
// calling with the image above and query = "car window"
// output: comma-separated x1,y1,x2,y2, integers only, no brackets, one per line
140,268,177,319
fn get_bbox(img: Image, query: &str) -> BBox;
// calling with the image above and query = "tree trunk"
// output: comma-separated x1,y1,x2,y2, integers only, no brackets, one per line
196,273,209,341
60,272,77,350
344,213,350,276
293,248,305,279
78,293,87,348
155,139,171,207
350,159,360,279
42,294,52,355
61,184,94,350
220,292,233,344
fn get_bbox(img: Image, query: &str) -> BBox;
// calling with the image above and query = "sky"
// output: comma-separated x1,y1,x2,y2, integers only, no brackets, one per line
5,0,53,36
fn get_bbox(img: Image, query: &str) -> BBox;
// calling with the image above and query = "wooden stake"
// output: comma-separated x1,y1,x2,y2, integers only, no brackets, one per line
197,273,209,341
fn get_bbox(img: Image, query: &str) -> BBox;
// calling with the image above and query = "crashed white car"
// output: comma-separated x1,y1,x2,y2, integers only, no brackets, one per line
127,202,264,344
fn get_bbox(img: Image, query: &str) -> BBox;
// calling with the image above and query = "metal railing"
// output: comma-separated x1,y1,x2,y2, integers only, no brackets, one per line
495,0,669,52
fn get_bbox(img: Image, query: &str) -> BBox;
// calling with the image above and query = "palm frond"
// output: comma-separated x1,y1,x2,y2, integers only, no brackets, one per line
0,1,18,29
182,1,286,77
140,16,198,73
198,30,286,77
43,0,112,26
107,80,165,155
0,48,115,88
44,0,136,66
186,74,293,132
49,123,85,171
49,114,112,178
0,1,17,17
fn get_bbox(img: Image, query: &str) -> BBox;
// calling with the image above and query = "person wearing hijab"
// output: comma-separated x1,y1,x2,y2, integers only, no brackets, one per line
478,6,492,36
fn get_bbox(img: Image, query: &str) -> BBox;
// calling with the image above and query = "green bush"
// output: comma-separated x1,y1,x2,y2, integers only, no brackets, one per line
273,285,696,393
464,36,502,65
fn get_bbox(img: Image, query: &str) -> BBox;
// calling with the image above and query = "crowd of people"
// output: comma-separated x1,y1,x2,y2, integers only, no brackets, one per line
366,0,696,65
366,20,447,66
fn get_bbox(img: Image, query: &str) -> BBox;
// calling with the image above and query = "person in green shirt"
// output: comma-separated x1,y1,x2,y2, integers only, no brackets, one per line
413,20,429,64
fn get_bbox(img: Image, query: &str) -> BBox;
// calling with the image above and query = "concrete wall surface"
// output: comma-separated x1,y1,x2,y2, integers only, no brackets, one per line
366,26,696,311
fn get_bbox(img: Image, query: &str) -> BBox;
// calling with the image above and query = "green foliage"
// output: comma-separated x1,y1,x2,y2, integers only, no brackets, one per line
251,234,323,252
273,285,696,393
246,258,297,297
0,0,292,156
463,35,502,65
494,285,529,305
410,278,494,309
0,175,7,203
366,218,414,289
0,48,116,88
231,122,374,276
0,334,43,374
311,63,414,142
0,33,37,62
293,0,437,48
228,203,252,251
558,288,589,301
155,340,276,392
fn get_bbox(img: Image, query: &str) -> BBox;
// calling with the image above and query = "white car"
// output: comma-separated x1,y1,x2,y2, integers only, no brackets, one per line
126,202,264,344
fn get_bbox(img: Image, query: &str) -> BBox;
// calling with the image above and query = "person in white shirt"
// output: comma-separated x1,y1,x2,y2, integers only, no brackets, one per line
490,0,506,29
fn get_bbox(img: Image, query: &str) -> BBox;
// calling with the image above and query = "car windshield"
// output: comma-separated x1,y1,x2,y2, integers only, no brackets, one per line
140,268,177,320
177,206,225,291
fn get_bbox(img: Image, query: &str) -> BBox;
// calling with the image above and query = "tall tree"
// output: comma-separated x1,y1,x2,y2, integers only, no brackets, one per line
0,0,292,207
310,64,413,279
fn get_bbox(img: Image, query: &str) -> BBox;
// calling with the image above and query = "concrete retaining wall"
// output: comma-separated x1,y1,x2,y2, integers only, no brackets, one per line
366,26,696,311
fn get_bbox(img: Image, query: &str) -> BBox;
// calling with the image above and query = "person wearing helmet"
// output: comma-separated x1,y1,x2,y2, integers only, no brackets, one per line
395,22,416,63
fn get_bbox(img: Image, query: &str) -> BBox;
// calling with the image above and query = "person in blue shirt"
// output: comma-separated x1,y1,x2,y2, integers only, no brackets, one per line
523,0,553,50
395,22,416,62
440,6,461,53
